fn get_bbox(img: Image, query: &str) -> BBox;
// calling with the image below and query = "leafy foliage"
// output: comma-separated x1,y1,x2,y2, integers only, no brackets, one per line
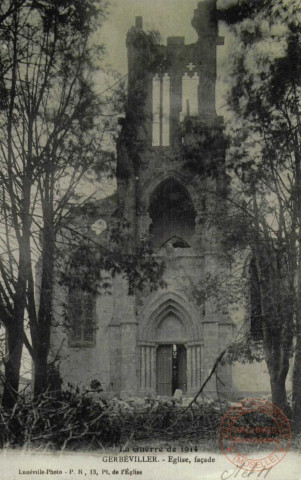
227,334,265,364
0,0,126,403
217,0,301,413
58,215,165,298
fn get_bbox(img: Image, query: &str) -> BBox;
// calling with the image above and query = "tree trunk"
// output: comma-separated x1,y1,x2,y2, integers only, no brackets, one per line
2,246,30,408
252,221,291,412
291,205,301,431
2,328,23,409
32,255,54,397
33,348,49,396
263,334,289,412
269,367,288,412
292,242,301,432
2,238,30,408
292,331,301,432
32,184,55,396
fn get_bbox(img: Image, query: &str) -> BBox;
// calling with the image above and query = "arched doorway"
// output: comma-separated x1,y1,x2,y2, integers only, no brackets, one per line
138,293,202,396
156,344,187,396
155,313,187,396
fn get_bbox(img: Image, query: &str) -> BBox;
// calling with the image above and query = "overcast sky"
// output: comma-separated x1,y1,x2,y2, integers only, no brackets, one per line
102,0,200,73
94,0,233,200
100,0,232,115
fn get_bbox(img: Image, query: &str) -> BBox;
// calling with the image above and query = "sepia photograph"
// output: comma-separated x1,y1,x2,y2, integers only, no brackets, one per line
0,0,300,478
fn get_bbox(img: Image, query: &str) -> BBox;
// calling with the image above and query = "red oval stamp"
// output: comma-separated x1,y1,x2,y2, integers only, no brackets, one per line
219,399,291,472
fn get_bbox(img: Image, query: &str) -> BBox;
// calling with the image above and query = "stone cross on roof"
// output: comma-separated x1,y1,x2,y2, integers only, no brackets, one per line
187,62,195,72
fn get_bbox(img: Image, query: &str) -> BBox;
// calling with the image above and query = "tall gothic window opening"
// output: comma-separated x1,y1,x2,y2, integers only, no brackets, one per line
149,178,195,248
152,73,170,146
68,288,96,347
249,258,263,341
180,63,199,122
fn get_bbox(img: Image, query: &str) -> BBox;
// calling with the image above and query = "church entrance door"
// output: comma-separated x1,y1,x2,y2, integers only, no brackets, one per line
156,344,187,396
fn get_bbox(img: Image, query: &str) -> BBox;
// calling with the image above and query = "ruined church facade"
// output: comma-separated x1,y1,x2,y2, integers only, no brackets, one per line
52,0,271,399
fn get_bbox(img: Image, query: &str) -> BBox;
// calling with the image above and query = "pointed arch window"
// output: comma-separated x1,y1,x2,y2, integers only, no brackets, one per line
148,178,196,248
68,289,96,347
180,65,199,122
152,73,170,146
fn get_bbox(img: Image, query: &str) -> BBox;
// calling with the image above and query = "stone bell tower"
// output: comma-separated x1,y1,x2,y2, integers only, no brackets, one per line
113,0,232,398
